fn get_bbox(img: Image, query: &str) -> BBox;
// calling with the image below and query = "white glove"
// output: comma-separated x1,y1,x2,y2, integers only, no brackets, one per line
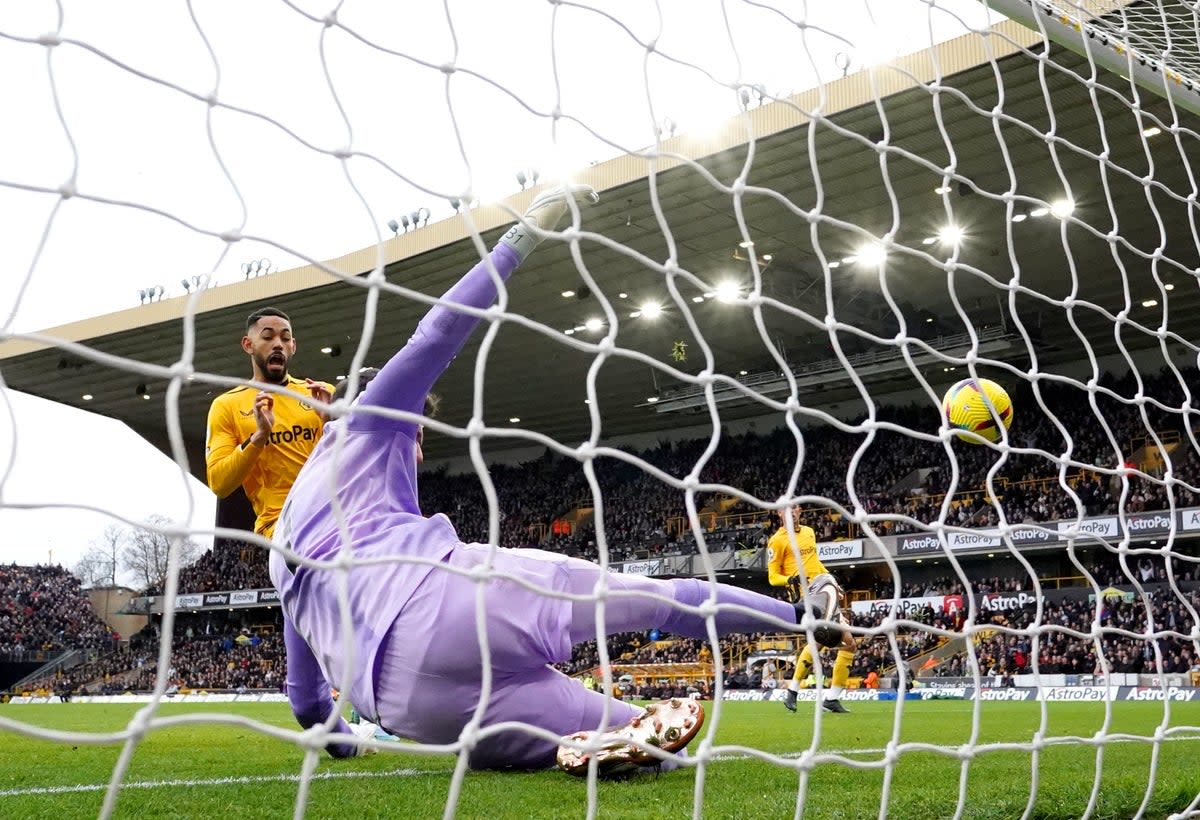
348,720,399,756
499,184,599,262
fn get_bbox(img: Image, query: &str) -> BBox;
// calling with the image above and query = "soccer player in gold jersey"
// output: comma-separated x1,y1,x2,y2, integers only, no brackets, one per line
767,505,857,714
206,307,331,539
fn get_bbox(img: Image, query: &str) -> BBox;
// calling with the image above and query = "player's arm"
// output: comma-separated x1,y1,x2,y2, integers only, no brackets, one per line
765,533,793,588
348,244,522,428
351,186,598,429
205,397,267,498
282,617,360,758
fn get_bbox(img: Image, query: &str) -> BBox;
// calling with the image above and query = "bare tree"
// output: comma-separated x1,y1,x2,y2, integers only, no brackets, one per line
121,515,203,591
74,524,126,588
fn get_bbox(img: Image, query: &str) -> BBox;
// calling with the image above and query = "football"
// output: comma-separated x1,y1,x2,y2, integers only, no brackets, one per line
942,377,1013,443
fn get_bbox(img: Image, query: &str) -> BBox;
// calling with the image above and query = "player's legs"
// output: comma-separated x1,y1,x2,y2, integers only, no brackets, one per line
369,544,796,756
549,551,797,644
416,543,796,665
792,644,815,684
823,628,857,709
828,649,855,695
783,643,815,711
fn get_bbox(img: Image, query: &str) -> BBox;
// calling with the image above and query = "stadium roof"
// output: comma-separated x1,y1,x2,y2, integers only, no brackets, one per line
3,19,1199,476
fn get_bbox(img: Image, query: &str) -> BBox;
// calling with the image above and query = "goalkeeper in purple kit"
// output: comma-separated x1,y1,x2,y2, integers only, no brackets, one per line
270,186,804,774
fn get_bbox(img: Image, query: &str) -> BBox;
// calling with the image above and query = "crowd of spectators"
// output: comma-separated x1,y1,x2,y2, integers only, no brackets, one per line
11,562,1198,695
143,540,269,598
935,586,1200,679
0,565,118,657
22,614,285,696
115,630,284,694
13,365,1200,695
132,365,1200,597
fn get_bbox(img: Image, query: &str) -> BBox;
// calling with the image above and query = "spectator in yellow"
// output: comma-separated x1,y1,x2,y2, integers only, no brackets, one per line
767,504,858,714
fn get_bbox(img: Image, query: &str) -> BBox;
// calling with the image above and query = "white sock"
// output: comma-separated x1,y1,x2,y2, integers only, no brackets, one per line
788,681,801,693
827,686,844,699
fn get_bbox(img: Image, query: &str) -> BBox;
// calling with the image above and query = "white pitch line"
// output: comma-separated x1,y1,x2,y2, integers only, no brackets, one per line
3,735,1198,799
0,767,440,797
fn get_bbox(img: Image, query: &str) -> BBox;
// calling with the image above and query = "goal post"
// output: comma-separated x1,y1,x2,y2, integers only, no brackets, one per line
981,0,1200,118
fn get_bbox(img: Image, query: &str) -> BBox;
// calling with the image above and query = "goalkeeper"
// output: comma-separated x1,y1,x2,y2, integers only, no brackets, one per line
767,506,857,714
270,185,808,772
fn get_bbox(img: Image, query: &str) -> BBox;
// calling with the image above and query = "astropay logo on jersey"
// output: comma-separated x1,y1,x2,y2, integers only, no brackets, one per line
269,424,319,445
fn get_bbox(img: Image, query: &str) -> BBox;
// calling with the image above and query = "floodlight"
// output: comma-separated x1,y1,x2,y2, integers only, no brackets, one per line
937,225,964,246
714,281,741,303
1050,198,1075,218
855,243,886,266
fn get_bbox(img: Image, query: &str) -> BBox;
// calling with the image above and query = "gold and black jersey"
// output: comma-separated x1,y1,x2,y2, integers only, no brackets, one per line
205,376,329,537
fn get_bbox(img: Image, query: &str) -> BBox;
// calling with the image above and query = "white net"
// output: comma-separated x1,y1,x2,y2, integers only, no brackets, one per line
2,0,1200,818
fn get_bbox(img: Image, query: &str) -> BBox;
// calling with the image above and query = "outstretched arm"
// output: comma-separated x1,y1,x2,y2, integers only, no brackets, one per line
282,617,360,758
348,186,599,430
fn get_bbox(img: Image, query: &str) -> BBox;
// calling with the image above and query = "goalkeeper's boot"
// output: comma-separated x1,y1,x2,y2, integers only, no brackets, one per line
499,184,598,262
783,688,798,712
822,698,850,714
556,698,704,778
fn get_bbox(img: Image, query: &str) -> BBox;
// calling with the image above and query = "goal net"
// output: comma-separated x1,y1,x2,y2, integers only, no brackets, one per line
2,0,1200,818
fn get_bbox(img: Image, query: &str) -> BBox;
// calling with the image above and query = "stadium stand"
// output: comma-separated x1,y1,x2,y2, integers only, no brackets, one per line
10,362,1197,697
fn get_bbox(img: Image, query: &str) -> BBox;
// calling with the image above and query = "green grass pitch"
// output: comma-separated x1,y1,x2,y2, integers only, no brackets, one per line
1,699,1198,819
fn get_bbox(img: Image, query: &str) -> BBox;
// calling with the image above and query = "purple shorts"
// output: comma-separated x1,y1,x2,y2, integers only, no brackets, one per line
371,543,641,769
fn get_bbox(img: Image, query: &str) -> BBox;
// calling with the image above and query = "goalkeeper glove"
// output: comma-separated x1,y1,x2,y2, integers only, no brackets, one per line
499,184,598,262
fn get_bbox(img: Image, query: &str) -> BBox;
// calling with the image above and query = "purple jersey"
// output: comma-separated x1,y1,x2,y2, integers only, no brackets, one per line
270,244,522,729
